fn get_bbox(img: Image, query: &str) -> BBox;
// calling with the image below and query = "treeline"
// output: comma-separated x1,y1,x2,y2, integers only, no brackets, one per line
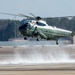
46,17,75,31
0,19,22,41
0,16,75,41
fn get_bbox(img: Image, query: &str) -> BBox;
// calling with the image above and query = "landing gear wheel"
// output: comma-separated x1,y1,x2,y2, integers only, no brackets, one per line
36,38,39,41
24,37,27,40
56,42,58,45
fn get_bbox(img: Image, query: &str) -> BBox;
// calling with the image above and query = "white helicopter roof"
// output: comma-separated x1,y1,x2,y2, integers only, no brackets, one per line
38,20,48,26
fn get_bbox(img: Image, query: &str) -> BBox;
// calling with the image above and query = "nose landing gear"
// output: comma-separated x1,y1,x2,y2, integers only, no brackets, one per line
24,37,28,40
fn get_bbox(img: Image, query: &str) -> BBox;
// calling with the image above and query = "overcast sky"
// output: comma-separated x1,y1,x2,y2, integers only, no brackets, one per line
0,0,75,20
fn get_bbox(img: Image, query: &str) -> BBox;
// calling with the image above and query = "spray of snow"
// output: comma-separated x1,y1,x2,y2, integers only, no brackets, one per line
0,45,75,65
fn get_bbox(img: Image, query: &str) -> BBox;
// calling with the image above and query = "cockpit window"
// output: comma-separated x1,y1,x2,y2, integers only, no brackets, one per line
23,20,30,24
36,22,46,26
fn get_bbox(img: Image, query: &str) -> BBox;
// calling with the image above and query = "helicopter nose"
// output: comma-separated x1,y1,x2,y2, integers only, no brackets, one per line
19,26,24,30
19,25,27,31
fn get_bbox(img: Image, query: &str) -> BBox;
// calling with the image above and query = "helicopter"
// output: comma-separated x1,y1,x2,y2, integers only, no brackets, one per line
0,12,75,44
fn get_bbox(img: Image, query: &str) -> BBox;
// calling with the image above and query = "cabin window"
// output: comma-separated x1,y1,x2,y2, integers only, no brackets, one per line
36,22,46,26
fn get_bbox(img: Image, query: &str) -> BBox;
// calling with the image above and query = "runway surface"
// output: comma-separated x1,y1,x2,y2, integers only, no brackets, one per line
0,44,75,75
0,64,75,75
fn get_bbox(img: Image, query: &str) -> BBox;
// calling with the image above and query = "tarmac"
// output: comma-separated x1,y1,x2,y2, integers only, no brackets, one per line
0,45,75,75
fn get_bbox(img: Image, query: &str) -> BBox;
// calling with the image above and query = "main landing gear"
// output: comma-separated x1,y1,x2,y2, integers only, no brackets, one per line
36,35,40,41
36,38,40,41
24,37,28,40
56,40,58,45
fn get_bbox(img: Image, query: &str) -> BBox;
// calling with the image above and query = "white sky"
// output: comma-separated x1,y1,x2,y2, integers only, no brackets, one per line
0,0,75,20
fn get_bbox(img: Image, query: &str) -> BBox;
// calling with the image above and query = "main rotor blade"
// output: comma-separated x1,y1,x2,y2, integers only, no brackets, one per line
0,12,23,17
0,12,33,18
30,13,42,20
30,13,36,18
19,13,34,19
